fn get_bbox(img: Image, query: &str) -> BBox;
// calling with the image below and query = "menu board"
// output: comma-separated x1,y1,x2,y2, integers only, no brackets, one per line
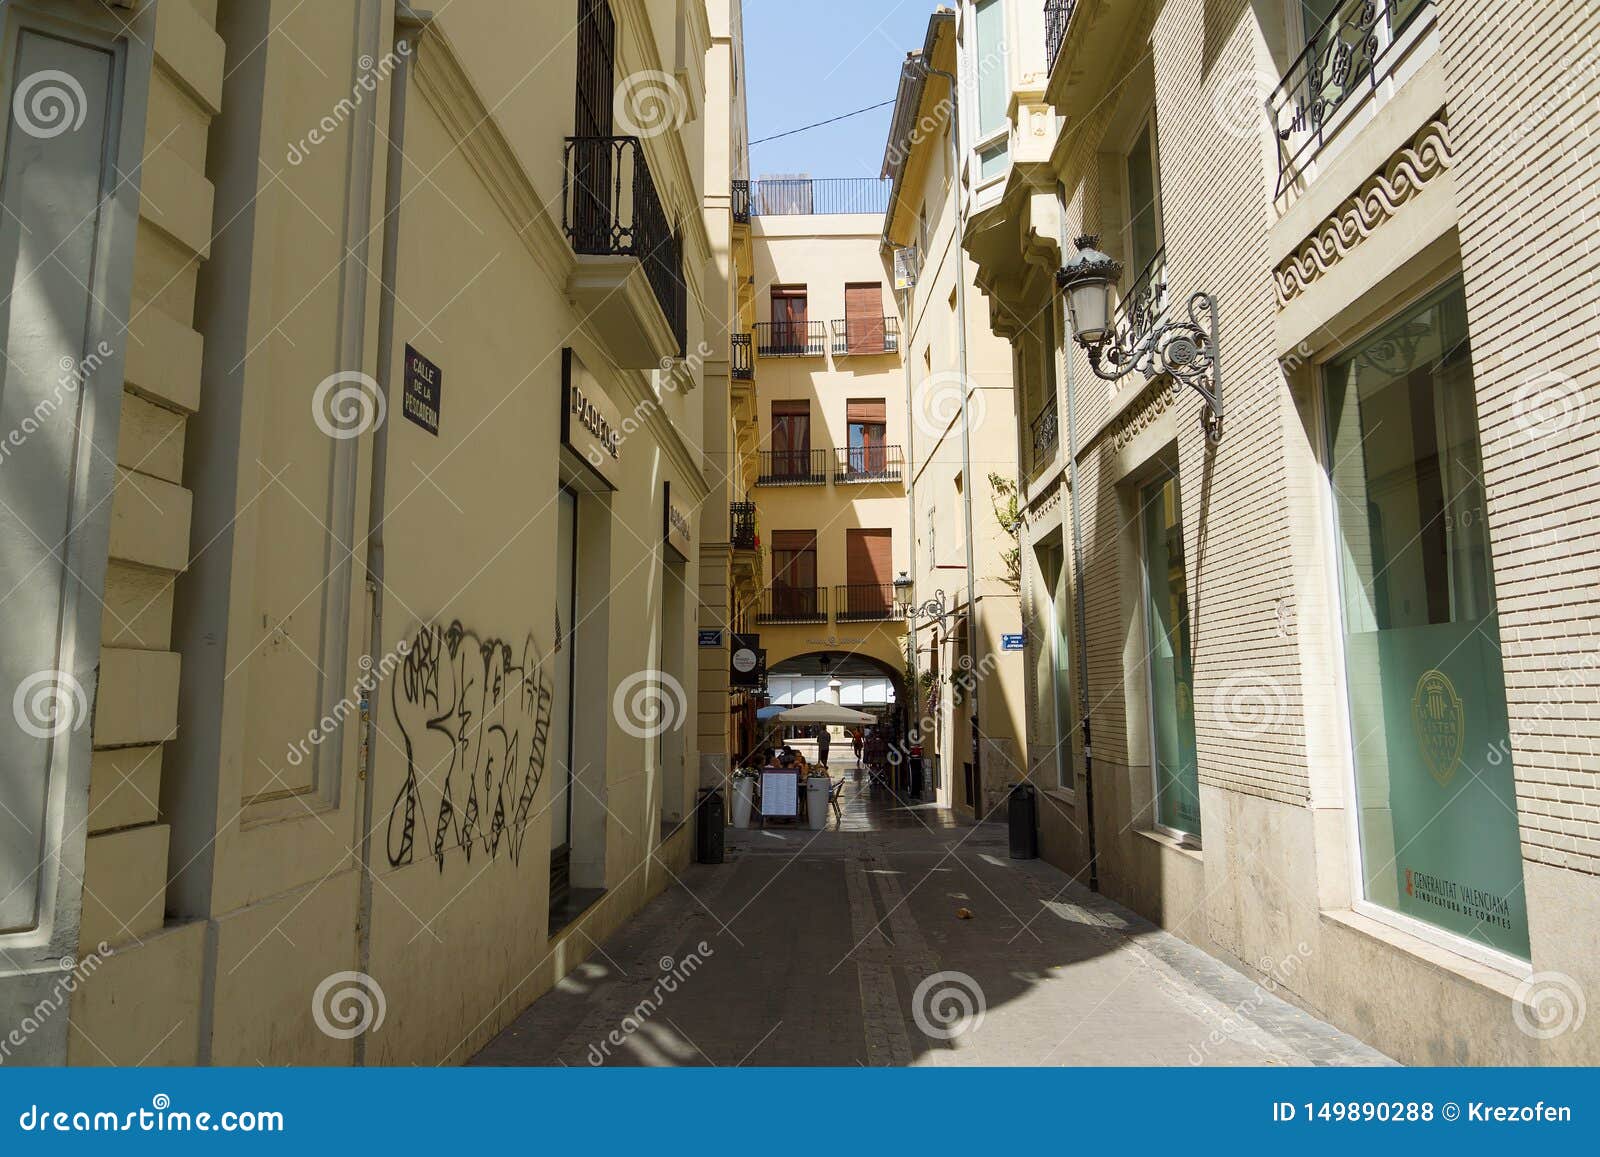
761,771,799,818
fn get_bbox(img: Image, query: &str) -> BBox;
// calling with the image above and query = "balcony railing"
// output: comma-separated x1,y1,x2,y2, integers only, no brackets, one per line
1112,247,1168,357
749,177,894,217
732,178,751,224
1029,403,1059,479
756,585,828,625
563,135,687,353
1044,0,1077,71
731,333,754,380
1265,0,1432,196
835,584,897,622
756,448,829,486
835,445,903,484
830,316,901,357
730,501,757,550
755,320,827,357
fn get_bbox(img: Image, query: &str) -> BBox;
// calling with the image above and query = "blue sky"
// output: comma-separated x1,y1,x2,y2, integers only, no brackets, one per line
744,0,940,179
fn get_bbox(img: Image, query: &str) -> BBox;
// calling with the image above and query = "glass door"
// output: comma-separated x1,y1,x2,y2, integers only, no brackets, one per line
549,488,579,906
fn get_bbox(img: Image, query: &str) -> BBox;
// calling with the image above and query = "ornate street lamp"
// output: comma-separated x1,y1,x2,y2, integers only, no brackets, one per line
1056,235,1225,443
894,572,955,624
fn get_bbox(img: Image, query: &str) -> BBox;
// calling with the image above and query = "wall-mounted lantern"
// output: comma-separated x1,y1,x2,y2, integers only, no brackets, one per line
1056,235,1224,443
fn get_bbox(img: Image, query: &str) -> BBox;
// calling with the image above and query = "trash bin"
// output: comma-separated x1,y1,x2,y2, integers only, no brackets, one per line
696,787,724,864
806,776,830,830
1008,783,1038,860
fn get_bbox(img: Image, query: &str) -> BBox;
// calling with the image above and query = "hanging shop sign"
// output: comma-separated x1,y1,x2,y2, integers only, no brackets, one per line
402,344,442,435
561,348,621,489
730,633,762,687
664,481,693,562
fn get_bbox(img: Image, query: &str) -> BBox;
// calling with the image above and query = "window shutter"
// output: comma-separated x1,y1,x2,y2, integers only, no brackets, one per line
844,283,884,353
846,529,893,586
846,398,886,423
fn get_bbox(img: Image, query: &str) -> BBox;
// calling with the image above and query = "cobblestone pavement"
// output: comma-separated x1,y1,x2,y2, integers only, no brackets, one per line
472,782,1394,1067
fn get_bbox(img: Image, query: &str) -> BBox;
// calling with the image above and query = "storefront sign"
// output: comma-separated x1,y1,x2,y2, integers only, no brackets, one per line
664,481,693,561
402,344,442,435
698,629,722,648
730,633,762,687
561,348,621,489
1001,633,1025,651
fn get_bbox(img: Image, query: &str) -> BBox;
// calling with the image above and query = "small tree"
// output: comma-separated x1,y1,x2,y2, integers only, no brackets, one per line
987,472,1021,591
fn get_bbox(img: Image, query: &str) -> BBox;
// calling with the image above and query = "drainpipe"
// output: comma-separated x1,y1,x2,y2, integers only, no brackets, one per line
356,3,432,1064
920,61,982,811
1058,182,1099,892
899,282,920,754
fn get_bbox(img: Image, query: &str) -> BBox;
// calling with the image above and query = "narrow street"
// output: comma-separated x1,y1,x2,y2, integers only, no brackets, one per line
474,785,1392,1067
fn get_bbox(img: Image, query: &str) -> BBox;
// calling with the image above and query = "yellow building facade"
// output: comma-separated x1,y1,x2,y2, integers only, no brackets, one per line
0,0,733,1065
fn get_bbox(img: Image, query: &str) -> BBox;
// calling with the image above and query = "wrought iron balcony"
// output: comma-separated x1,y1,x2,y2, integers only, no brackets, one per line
1112,247,1168,362
731,333,754,380
756,448,828,486
830,316,901,357
757,585,828,625
1265,0,1432,197
732,178,751,224
755,320,827,358
835,584,897,623
749,177,894,216
1030,403,1059,479
562,135,687,355
730,501,757,550
834,445,903,484
1044,0,1077,71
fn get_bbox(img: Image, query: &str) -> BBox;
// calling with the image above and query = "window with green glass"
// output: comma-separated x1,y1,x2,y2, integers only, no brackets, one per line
1324,278,1528,959
972,0,1007,137
1124,120,1161,277
1140,474,1200,837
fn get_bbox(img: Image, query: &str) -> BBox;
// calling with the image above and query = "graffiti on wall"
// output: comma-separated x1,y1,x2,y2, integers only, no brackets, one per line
387,621,554,870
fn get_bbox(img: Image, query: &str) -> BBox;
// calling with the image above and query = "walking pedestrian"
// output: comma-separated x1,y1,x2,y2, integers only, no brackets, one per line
816,725,831,766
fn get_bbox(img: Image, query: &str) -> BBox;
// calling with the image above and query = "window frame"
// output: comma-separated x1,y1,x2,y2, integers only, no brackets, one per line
1135,467,1201,845
1310,272,1534,978
1118,107,1164,291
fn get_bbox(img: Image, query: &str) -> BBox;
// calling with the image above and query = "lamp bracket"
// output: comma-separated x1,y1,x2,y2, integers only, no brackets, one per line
1083,291,1224,443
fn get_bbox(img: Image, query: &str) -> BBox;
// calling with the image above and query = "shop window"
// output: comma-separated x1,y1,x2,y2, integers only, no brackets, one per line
1140,472,1200,838
1324,277,1527,959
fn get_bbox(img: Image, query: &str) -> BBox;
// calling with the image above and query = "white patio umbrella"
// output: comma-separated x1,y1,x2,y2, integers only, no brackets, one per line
775,701,875,725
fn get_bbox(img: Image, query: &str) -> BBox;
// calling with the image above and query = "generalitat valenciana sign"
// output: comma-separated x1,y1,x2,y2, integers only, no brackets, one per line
561,348,621,489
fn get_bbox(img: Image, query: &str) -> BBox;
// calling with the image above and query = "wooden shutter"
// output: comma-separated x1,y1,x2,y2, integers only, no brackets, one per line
846,398,886,423
845,282,884,353
846,529,893,586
